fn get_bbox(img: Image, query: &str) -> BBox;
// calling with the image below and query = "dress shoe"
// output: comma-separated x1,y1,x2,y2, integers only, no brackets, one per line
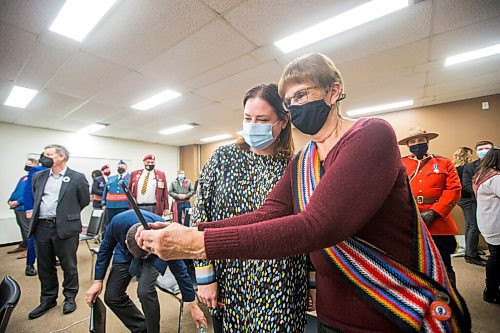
465,255,487,266
28,301,56,319
7,246,26,254
25,265,37,276
483,289,500,304
17,250,27,259
63,298,76,314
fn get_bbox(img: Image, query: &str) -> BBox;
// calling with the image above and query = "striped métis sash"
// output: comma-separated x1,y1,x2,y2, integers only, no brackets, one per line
292,141,470,333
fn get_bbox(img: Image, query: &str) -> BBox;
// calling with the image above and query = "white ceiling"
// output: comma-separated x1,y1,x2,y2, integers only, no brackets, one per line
0,0,499,146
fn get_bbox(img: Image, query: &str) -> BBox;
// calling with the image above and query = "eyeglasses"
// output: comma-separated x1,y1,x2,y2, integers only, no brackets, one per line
282,86,320,111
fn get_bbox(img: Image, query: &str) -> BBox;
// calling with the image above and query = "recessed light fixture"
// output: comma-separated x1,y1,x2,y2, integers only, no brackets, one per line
78,123,108,134
274,0,408,53
159,124,194,135
131,89,182,110
49,0,118,41
200,134,232,143
346,100,414,117
236,131,243,136
444,43,500,66
4,86,39,109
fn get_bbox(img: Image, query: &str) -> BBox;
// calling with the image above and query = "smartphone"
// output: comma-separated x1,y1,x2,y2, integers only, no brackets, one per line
119,180,151,230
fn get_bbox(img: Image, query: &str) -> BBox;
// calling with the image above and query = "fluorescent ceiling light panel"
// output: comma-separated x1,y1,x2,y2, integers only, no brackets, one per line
200,134,232,142
4,86,38,108
346,100,414,117
78,123,107,134
131,89,182,110
49,0,117,41
444,43,500,66
236,131,243,136
159,124,194,135
274,0,408,53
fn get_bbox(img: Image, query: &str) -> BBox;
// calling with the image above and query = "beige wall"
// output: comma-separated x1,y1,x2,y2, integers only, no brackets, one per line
189,94,500,234
179,144,199,182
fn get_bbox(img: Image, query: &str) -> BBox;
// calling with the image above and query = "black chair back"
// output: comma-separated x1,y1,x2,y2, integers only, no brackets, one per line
86,212,105,236
0,276,21,333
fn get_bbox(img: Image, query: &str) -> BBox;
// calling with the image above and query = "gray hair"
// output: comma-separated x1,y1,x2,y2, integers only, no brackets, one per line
126,223,148,259
44,144,70,161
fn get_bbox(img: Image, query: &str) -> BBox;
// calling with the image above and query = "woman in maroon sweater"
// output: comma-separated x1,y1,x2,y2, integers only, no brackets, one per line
137,54,469,333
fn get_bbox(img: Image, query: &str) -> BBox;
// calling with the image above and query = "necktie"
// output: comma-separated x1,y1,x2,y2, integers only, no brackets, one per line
141,172,149,195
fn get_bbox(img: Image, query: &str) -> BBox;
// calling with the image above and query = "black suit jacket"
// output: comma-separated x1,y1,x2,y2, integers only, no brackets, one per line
31,167,90,238
462,160,480,200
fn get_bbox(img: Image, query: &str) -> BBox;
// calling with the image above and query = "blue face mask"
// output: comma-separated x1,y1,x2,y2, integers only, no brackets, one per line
242,121,279,150
477,149,489,159
409,142,429,160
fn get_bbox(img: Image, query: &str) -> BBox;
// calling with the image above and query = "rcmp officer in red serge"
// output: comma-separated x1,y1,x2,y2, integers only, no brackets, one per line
400,127,462,286
129,154,169,216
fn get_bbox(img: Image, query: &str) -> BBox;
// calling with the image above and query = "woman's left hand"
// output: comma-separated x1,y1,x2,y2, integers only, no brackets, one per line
135,222,206,260
307,288,316,311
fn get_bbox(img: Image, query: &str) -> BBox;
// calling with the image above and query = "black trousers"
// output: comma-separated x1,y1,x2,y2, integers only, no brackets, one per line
432,235,458,285
486,243,500,296
458,199,480,257
317,319,345,333
104,262,160,333
34,221,79,303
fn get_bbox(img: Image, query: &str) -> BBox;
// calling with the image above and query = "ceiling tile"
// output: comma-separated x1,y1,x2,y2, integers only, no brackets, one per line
83,0,217,69
46,50,132,99
430,16,500,61
183,55,259,90
141,19,256,83
224,0,365,46
0,21,37,81
195,61,283,101
0,0,65,34
16,43,70,89
432,0,500,35
25,89,85,117
65,102,124,123
202,0,243,14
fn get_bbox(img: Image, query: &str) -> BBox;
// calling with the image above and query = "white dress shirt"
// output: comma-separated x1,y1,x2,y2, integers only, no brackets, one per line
39,167,67,218
136,170,157,204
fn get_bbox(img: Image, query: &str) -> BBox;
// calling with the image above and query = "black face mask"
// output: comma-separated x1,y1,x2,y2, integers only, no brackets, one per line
24,165,32,172
409,142,429,160
288,99,332,135
117,167,126,174
145,164,155,171
39,155,54,168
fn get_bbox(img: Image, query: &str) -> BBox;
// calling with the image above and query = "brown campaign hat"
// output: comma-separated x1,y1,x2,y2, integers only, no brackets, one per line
398,126,439,145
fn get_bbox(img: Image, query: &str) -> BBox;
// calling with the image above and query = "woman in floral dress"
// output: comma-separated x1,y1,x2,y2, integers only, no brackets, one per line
193,83,309,333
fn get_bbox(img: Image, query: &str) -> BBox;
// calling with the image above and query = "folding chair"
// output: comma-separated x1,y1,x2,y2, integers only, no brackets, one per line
156,269,184,333
80,210,105,279
0,276,21,333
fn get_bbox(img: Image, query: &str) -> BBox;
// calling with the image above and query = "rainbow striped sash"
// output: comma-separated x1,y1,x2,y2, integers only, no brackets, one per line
292,141,470,333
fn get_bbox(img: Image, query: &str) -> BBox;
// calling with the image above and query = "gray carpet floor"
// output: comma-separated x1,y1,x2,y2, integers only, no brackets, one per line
0,243,498,332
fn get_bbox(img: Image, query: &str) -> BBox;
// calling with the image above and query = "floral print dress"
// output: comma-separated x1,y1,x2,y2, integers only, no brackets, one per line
193,144,308,332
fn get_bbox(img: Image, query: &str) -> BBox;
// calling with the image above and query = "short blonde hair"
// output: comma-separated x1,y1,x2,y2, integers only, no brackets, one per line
278,53,344,99
452,147,474,167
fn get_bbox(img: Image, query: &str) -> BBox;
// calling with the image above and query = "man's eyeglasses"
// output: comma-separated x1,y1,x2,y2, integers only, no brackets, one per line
282,86,319,111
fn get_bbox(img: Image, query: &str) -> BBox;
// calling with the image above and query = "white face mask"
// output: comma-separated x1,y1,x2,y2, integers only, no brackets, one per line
242,121,279,150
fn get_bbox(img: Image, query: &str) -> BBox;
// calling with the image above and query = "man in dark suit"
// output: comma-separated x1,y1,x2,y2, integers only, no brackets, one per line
28,144,90,319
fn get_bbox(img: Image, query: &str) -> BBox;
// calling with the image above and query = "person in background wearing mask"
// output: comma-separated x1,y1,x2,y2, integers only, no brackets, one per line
192,83,309,333
400,127,462,286
102,161,130,225
129,155,169,216
91,165,110,210
462,140,495,266
169,170,195,225
7,158,39,259
23,154,51,276
28,144,90,319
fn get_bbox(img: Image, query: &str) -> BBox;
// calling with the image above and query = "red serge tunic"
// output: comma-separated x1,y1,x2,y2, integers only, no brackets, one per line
198,118,417,332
